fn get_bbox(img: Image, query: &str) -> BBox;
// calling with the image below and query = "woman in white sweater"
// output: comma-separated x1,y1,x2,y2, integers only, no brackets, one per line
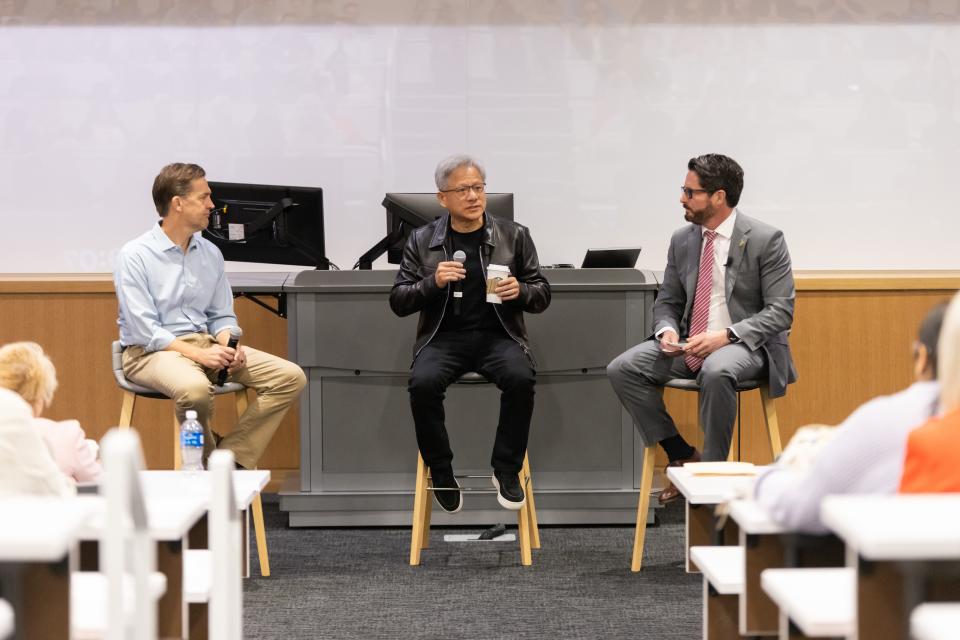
0,386,74,496
0,341,101,489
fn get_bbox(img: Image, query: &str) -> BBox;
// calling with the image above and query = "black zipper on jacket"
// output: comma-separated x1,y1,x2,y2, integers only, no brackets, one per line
412,244,451,363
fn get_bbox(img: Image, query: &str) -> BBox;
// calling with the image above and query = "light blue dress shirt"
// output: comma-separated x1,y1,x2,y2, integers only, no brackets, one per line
114,222,237,352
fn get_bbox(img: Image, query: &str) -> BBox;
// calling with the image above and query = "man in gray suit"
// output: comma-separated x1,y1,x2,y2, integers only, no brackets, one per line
607,154,796,504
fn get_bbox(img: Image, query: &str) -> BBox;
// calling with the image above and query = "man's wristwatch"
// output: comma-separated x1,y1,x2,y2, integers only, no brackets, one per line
726,327,741,344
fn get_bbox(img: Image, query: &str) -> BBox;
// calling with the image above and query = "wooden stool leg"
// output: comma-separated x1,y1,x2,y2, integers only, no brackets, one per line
522,454,540,549
759,387,783,458
232,388,269,576
251,492,271,577
517,467,533,567
235,389,249,417
632,445,657,572
410,454,430,566
119,391,136,428
173,413,182,470
726,392,740,462
725,441,738,462
421,467,432,550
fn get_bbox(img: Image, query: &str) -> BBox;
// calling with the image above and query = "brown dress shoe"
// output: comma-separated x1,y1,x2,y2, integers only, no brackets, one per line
658,449,702,505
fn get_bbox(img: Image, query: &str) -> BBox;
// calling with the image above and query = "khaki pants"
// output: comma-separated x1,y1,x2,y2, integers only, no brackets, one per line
122,333,306,469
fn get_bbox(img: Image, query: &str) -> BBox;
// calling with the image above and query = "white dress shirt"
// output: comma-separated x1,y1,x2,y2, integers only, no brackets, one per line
704,210,735,332
655,210,737,339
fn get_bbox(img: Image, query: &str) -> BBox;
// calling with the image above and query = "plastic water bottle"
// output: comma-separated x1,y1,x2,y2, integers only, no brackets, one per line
180,410,204,471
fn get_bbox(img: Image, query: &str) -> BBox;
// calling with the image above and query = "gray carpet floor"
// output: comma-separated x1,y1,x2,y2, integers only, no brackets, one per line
243,499,701,640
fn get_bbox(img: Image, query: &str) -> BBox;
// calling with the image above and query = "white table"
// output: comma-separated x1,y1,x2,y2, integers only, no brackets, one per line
76,493,207,640
0,498,96,561
141,470,270,576
761,567,856,638
666,465,762,573
822,494,960,640
911,603,960,640
76,470,268,639
0,497,99,640
821,494,960,561
691,545,745,640
139,469,270,513
728,499,847,638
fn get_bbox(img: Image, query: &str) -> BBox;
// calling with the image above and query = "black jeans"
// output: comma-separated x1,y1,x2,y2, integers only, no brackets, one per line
408,330,535,473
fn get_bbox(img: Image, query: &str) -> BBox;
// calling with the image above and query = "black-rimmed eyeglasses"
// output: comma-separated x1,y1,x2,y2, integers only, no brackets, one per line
680,186,713,199
441,183,486,197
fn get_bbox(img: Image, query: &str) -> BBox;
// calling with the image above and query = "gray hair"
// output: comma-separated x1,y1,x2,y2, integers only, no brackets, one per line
434,155,486,191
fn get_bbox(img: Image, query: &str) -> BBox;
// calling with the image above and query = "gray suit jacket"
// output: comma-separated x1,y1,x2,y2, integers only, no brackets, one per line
652,211,797,398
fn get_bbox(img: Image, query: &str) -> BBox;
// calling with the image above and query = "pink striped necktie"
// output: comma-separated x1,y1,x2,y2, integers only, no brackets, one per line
684,230,717,373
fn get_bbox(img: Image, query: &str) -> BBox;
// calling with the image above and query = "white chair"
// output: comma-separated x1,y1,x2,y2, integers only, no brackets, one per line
182,450,244,640
0,599,12,640
72,428,167,640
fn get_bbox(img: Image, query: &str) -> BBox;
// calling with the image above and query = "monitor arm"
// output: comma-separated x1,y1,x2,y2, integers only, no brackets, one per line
209,197,330,270
355,226,405,270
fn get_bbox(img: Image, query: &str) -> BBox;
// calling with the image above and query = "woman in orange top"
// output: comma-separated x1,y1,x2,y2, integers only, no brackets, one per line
900,291,960,493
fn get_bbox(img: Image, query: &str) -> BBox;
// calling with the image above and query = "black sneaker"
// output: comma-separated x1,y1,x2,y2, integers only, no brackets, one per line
492,469,525,510
430,466,462,513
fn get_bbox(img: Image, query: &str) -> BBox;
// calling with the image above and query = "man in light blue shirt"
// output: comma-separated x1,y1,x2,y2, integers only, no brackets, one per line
114,162,305,469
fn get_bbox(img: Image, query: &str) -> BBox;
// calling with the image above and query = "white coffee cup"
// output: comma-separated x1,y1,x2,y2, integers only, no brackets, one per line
485,264,510,304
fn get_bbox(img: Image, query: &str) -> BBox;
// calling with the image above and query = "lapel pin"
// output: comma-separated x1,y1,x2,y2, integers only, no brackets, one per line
738,239,746,248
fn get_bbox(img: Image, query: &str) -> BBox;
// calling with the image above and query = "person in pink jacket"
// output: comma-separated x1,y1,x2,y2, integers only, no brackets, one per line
0,341,102,483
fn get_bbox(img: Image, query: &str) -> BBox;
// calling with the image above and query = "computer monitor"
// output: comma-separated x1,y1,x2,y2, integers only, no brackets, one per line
356,192,514,269
202,181,329,270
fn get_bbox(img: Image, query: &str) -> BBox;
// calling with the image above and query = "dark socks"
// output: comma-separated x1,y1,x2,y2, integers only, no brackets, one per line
660,434,696,462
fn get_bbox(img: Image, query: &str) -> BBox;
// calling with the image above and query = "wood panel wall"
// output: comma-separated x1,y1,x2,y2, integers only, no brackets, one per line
0,275,297,490
661,274,958,469
1,272,957,489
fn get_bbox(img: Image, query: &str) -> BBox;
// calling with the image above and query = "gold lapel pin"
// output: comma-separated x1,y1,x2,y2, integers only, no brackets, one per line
738,239,746,248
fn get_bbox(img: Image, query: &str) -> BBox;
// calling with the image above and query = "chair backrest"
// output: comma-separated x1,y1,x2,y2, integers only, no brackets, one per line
111,341,123,374
208,450,242,640
100,428,156,640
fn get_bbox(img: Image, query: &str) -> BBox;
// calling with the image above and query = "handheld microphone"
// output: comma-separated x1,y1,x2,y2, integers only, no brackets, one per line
217,326,243,386
452,250,466,316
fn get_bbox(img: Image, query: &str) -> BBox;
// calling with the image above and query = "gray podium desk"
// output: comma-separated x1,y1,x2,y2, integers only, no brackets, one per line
274,267,657,527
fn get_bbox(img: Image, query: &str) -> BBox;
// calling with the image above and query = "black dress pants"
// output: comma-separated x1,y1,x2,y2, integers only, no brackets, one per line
408,330,535,473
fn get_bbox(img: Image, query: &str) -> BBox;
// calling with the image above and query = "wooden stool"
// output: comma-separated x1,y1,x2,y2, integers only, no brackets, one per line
631,378,783,572
409,371,540,566
410,451,540,566
663,377,784,462
112,340,271,577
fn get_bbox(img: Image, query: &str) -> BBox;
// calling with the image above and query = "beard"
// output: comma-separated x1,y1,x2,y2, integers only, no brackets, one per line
683,206,707,225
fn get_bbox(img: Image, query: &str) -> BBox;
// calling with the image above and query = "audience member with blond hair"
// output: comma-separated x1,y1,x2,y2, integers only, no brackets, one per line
900,291,960,493
0,341,101,486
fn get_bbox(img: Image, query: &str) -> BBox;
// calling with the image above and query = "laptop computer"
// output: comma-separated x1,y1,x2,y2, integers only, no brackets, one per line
581,247,642,269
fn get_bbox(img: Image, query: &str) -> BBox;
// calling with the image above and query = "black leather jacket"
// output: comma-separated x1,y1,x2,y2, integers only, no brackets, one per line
389,213,551,363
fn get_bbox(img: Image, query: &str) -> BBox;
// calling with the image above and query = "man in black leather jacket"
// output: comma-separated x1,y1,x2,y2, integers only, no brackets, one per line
390,155,550,513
